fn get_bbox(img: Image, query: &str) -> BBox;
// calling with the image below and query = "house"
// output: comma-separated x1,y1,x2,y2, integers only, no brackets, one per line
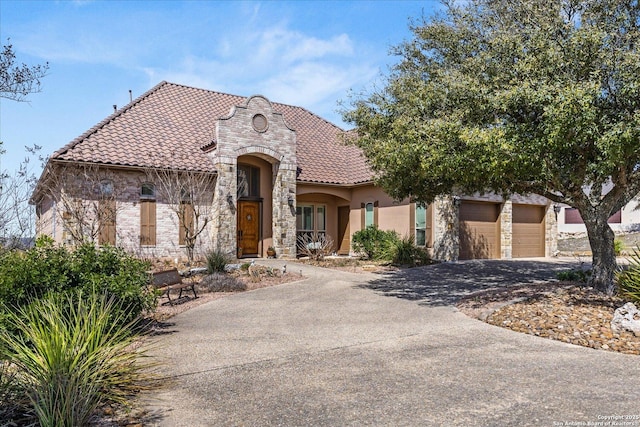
31,81,558,261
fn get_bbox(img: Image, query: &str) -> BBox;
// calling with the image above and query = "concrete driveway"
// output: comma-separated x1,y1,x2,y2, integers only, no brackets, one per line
142,259,640,426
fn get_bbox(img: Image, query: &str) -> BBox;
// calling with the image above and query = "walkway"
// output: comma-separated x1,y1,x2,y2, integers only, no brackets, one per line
142,259,640,426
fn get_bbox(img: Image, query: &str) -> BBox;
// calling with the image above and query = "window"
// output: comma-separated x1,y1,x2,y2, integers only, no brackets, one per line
296,204,326,242
365,203,374,227
140,184,156,246
297,206,314,232
179,201,194,246
237,164,260,198
565,208,622,224
415,204,427,246
361,201,378,229
141,183,155,199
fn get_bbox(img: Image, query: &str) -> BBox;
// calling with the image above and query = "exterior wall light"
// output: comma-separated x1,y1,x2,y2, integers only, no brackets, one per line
453,196,462,207
553,204,562,215
227,193,236,213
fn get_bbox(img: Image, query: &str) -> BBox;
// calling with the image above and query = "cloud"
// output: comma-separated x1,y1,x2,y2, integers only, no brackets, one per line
256,28,353,64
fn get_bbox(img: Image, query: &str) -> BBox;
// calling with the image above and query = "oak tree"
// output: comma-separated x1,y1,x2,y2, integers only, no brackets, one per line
343,0,640,294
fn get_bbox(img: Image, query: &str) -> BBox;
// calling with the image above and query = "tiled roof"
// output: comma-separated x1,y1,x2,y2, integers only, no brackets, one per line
52,82,372,185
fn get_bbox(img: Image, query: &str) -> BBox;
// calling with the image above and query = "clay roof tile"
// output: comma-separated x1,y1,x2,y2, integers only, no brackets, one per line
52,81,371,183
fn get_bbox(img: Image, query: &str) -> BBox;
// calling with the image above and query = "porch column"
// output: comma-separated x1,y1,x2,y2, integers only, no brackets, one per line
272,162,297,258
432,195,459,261
211,158,238,257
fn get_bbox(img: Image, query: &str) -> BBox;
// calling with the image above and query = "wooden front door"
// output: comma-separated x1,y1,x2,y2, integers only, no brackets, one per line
238,201,260,256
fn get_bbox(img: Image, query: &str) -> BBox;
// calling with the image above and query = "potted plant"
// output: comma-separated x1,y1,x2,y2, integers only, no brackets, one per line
266,246,276,258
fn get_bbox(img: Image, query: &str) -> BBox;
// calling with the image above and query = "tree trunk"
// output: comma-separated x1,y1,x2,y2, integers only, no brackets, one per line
583,215,617,295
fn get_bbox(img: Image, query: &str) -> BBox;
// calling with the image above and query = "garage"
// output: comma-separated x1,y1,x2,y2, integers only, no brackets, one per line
512,204,546,258
459,201,501,260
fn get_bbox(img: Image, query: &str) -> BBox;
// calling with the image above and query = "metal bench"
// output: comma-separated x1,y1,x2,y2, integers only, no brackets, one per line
151,268,198,305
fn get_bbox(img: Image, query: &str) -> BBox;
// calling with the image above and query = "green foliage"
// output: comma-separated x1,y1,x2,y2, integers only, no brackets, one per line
0,359,29,425
390,235,431,266
206,248,229,274
616,247,640,304
240,262,251,271
0,241,155,333
342,0,640,291
557,269,591,283
351,226,398,260
0,292,155,427
614,239,624,256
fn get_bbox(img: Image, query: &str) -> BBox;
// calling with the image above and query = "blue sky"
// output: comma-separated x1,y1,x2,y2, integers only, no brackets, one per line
1,0,441,175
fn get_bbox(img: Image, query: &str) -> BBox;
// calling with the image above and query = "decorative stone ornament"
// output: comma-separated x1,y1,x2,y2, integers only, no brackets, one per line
252,114,268,132
611,302,640,337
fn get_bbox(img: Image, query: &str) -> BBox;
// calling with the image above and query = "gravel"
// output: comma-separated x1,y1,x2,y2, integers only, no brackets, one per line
457,282,640,355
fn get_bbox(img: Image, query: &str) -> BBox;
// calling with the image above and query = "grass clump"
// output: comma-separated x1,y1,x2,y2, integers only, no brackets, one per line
616,246,640,304
0,292,155,427
206,248,229,274
389,235,431,266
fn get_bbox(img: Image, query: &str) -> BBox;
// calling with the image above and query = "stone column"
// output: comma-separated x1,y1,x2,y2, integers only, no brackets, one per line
272,162,297,258
211,157,238,257
432,195,459,261
501,200,513,259
545,204,558,257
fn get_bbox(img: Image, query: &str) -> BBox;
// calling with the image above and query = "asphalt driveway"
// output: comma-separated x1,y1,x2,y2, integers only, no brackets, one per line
142,259,640,426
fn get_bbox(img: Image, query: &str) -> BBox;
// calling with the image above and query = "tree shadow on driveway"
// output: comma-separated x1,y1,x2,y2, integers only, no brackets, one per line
359,259,582,307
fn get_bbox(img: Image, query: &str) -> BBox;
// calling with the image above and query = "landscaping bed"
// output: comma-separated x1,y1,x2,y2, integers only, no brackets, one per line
148,263,305,321
457,282,640,355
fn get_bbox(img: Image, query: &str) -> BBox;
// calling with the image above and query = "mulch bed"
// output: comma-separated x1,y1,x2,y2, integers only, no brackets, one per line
457,282,640,355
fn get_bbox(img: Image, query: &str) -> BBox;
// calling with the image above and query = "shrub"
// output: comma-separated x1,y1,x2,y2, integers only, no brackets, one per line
557,269,591,283
296,233,334,261
0,359,29,425
389,235,432,266
200,273,247,292
0,241,155,333
616,247,640,304
351,226,398,260
614,238,624,256
206,248,229,274
0,292,155,427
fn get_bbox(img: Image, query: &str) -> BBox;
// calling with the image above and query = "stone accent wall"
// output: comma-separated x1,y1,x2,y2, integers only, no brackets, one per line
500,200,513,259
37,168,213,261
211,95,298,258
432,195,459,261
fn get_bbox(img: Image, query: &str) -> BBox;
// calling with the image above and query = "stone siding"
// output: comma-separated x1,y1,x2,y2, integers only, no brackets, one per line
211,95,297,258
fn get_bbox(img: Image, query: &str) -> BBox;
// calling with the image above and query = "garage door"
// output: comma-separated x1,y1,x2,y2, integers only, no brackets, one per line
512,204,545,258
459,202,501,260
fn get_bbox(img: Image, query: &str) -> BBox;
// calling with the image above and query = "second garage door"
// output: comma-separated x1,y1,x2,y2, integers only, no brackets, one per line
512,204,546,258
459,201,501,260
